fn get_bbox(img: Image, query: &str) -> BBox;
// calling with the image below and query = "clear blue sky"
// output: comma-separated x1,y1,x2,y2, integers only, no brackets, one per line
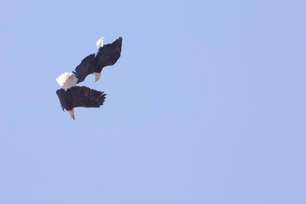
1,0,305,203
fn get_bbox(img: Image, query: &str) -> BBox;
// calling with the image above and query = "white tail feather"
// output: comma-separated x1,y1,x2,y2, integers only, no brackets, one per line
56,72,78,90
96,37,105,49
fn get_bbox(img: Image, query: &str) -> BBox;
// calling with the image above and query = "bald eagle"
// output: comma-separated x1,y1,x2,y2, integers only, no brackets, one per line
73,37,123,83
55,36,122,119
56,72,106,119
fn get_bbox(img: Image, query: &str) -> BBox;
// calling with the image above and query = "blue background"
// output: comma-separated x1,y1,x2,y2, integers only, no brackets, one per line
1,0,305,203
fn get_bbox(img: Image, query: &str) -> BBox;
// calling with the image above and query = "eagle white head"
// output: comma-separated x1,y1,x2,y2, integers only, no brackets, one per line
56,72,78,91
96,37,105,49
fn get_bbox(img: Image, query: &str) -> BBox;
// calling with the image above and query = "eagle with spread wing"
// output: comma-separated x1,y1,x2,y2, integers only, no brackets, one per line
56,85,106,120
73,37,122,83
55,37,122,119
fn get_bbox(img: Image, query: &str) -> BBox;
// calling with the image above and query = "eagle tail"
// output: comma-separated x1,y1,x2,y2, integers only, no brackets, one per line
96,37,105,49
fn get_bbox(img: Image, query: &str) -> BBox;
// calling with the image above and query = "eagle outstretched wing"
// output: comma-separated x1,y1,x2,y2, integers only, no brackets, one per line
95,37,123,72
70,86,106,108
56,86,106,111
72,37,122,83
73,54,96,84
55,36,122,119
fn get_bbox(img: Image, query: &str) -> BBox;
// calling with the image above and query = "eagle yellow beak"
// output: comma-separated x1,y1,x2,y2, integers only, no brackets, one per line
94,72,101,82
68,109,75,120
